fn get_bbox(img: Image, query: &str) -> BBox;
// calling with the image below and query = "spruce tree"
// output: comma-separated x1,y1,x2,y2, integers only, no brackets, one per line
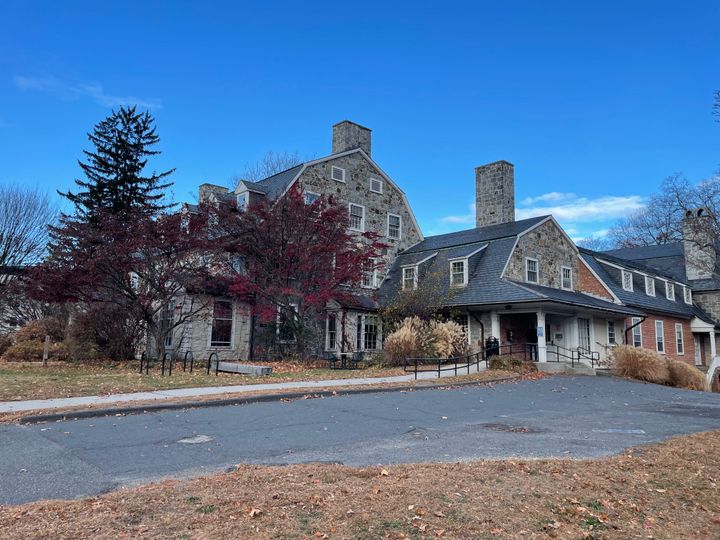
60,106,174,218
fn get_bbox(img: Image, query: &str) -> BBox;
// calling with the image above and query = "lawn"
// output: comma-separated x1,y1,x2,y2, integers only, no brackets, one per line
1,431,718,539
0,361,405,401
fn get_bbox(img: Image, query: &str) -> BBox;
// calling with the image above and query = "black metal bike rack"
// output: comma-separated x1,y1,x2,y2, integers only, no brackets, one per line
206,351,219,375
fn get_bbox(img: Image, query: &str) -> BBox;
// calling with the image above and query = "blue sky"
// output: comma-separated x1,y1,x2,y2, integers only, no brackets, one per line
1,0,718,241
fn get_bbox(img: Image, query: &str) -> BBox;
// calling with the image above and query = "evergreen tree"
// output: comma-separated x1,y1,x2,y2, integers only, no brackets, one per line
60,106,174,218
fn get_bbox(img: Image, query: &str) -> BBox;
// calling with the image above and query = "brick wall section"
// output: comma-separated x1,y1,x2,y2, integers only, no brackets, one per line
577,260,614,301
625,315,695,364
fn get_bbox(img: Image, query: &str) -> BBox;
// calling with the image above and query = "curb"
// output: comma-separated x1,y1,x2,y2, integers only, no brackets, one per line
19,375,519,424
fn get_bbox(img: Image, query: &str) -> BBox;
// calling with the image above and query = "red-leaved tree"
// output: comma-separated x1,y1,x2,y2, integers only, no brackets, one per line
212,184,385,356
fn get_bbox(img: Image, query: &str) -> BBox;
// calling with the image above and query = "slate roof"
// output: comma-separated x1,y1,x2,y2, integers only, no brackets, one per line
252,164,304,199
580,248,713,322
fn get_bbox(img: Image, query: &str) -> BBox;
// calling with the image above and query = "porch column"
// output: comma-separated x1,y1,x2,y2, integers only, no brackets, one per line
537,310,547,362
710,331,717,361
490,311,500,341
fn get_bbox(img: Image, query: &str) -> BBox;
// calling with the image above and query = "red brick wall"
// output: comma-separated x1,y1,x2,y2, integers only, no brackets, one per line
625,315,695,364
578,261,614,301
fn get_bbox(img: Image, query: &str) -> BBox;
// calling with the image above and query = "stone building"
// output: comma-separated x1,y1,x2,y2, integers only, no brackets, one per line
171,120,720,386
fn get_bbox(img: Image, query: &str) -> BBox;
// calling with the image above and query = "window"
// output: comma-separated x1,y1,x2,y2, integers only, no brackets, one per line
277,304,298,342
363,315,379,350
631,317,642,347
210,300,233,347
665,281,675,301
655,320,664,353
331,166,346,182
645,276,655,296
455,314,470,343
450,259,467,287
304,191,319,205
161,300,175,347
675,323,684,355
622,270,633,291
402,266,417,290
236,193,247,211
349,203,365,231
326,314,337,350
129,272,140,290
361,258,377,288
607,320,616,345
370,177,383,194
525,258,539,283
561,266,572,290
387,214,402,240
683,286,692,304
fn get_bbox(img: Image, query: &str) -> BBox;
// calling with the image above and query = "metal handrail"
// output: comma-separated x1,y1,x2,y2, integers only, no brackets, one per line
404,351,485,380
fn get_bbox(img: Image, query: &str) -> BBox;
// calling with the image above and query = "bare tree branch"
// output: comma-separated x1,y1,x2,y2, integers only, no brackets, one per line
231,150,304,189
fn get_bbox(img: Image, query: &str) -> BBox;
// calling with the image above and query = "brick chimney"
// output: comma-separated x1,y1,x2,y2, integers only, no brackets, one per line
683,208,716,280
475,160,515,227
332,120,371,156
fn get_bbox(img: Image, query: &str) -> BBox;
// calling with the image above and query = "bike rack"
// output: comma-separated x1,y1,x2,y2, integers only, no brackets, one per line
183,350,194,373
207,351,219,375
161,351,173,376
139,351,151,375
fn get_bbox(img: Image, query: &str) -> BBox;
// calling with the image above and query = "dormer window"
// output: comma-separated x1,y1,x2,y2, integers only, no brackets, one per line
236,193,247,211
683,286,692,304
560,266,572,290
402,266,417,290
645,276,655,297
665,281,675,301
525,257,539,284
622,270,633,291
370,177,383,194
450,259,468,287
331,166,346,182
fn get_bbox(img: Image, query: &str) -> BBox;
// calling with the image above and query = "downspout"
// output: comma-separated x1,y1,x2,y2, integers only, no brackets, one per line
624,316,646,345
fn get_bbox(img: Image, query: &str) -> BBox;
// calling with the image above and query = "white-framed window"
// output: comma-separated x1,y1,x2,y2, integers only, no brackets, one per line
607,320,616,345
560,266,572,290
402,266,417,290
331,166,346,182
356,314,381,351
450,259,467,287
277,303,298,343
675,323,684,355
454,313,470,343
304,191,319,205
210,300,233,347
631,317,642,347
361,258,377,288
236,193,247,211
622,270,633,291
369,177,383,194
645,276,655,297
655,320,664,353
525,257,539,283
129,272,140,290
387,213,402,240
665,281,675,301
349,203,365,232
683,286,692,304
326,313,338,351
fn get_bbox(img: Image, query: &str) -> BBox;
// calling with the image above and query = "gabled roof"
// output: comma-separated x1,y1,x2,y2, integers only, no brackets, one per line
252,164,304,199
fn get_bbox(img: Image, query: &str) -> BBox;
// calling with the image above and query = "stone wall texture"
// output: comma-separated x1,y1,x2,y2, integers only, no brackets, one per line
504,220,579,290
694,292,720,324
332,121,371,155
475,161,515,227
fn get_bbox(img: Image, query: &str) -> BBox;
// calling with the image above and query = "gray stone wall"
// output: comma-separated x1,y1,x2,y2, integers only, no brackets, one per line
504,220,579,289
475,161,515,227
694,292,720,324
332,121,372,156
297,152,423,275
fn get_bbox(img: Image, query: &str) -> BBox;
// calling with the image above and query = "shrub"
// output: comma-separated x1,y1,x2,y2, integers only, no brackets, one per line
383,317,423,366
1,340,69,362
611,345,670,385
383,317,471,366
667,359,708,391
488,355,537,373
428,320,469,359
0,334,12,357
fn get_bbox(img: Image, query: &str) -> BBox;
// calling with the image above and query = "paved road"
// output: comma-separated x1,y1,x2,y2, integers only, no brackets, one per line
2,376,720,505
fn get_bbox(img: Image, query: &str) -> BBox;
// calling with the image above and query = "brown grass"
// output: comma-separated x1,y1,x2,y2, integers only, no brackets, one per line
0,361,405,402
667,359,708,391
1,430,719,539
612,345,670,385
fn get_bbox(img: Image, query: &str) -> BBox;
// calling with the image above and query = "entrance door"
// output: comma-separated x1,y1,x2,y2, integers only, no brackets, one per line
694,335,702,366
578,318,591,350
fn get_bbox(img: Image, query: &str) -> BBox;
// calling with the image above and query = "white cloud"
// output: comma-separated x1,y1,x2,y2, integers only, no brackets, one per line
13,75,161,109
520,192,576,205
515,194,644,222
440,202,475,225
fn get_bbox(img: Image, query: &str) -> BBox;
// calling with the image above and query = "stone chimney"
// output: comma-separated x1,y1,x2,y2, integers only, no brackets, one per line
475,160,515,228
332,120,371,156
198,183,229,204
683,208,716,280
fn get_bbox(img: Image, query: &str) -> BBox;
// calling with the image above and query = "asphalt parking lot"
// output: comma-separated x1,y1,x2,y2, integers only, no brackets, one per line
2,375,720,504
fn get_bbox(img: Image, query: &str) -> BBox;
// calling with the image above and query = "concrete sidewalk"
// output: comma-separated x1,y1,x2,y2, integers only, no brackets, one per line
0,366,485,414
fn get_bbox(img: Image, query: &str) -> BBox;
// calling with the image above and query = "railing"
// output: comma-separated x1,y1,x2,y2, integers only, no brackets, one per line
577,346,603,369
404,351,485,380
